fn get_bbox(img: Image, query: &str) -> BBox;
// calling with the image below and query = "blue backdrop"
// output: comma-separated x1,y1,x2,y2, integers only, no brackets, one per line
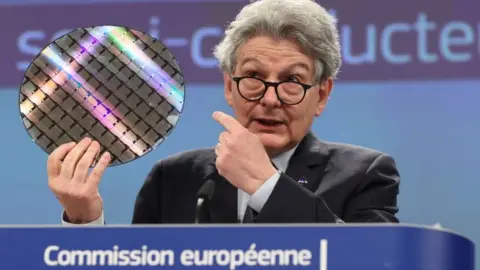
0,0,478,266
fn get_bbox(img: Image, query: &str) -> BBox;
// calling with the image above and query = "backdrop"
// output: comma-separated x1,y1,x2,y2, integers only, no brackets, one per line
1,0,479,263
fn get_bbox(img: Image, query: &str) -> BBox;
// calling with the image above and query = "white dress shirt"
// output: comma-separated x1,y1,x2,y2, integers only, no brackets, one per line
62,146,297,226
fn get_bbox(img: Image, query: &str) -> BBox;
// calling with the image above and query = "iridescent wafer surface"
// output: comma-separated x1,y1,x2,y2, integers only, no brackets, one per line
19,25,185,166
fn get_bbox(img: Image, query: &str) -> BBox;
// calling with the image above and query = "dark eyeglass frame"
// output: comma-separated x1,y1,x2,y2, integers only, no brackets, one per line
231,76,315,105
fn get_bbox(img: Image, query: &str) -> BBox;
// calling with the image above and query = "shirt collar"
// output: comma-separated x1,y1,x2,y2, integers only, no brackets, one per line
271,145,298,172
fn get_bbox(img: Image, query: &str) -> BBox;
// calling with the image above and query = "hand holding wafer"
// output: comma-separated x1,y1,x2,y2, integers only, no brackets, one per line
47,137,111,224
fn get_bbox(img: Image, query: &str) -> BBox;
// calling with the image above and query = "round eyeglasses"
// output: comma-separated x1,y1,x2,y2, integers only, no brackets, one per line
231,76,314,105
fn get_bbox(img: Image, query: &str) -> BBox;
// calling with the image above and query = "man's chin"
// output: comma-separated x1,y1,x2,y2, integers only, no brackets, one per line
255,133,289,155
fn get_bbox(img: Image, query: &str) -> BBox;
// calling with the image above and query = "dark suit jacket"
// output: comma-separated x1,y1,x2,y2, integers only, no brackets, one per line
131,132,400,224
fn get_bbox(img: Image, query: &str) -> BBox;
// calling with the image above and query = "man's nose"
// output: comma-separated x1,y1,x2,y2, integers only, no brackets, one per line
260,86,281,107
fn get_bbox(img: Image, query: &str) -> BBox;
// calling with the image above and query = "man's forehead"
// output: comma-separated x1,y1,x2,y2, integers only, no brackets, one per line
237,56,313,72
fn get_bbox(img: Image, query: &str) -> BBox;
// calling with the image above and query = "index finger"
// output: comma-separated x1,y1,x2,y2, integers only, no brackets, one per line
47,142,77,177
212,111,244,132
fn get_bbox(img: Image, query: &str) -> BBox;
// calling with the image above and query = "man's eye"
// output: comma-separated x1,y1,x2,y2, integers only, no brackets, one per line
246,71,258,77
287,75,300,82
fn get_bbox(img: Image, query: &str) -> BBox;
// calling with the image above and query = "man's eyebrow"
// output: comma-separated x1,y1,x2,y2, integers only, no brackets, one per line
238,57,261,67
285,62,311,72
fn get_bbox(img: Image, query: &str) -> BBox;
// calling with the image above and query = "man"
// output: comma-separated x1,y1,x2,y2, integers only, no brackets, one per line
48,0,400,225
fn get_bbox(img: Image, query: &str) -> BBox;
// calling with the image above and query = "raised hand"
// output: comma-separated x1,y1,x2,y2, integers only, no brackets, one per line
213,111,277,195
47,137,111,224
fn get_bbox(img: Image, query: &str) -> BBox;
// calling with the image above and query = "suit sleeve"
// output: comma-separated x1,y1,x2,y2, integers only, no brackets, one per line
254,154,400,223
131,161,164,224
342,154,400,222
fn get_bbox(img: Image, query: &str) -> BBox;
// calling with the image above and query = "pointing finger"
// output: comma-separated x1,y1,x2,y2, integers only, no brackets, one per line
213,111,244,132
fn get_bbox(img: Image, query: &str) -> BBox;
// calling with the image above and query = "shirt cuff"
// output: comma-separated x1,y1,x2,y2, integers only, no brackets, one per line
249,171,281,213
61,210,105,226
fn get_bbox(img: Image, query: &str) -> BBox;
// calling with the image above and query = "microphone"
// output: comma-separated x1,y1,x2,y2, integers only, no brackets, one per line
195,179,215,223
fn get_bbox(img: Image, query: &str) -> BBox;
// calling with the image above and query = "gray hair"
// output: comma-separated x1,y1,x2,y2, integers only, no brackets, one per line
213,0,342,83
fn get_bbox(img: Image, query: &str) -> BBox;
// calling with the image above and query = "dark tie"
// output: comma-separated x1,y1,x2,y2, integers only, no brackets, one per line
242,205,255,223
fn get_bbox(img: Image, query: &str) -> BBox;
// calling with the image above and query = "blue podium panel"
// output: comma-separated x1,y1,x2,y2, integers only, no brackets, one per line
0,224,474,270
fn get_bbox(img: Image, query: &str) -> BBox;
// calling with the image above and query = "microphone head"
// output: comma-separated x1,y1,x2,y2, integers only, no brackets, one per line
197,179,215,201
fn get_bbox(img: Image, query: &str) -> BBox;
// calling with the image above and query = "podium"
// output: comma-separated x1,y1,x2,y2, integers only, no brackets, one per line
0,224,474,269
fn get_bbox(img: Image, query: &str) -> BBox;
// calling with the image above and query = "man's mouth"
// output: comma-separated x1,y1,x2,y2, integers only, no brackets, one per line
254,118,284,126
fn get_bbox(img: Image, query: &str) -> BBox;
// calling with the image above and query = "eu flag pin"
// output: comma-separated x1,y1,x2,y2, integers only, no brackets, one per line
298,177,308,185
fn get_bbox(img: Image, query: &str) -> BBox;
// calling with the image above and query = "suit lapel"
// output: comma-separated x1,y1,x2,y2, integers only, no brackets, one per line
202,161,238,223
285,132,329,191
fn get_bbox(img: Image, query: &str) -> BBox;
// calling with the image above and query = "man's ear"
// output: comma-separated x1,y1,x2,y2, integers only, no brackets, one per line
224,72,233,107
315,77,333,117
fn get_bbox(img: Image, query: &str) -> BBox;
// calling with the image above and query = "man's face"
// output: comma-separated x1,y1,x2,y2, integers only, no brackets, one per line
224,35,333,156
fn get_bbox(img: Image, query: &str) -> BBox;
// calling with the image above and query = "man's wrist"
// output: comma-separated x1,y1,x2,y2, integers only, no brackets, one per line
249,165,278,194
249,170,282,212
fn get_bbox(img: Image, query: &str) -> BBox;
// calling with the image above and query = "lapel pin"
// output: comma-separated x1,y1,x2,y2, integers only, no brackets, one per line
298,177,308,185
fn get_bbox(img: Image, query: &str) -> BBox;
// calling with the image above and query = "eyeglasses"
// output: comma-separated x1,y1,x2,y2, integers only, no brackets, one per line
231,76,314,105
